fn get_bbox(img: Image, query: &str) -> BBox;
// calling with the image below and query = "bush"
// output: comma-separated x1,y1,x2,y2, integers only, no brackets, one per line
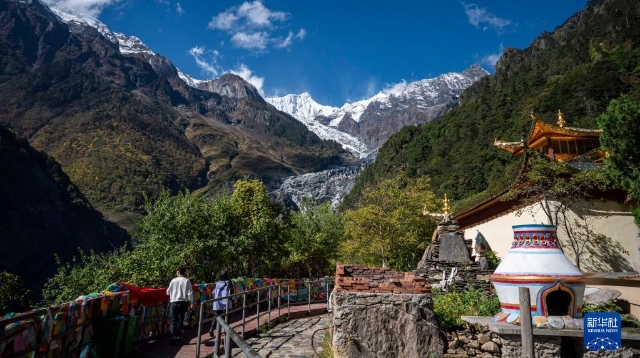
581,300,623,314
433,287,501,329
0,272,32,314
485,250,501,269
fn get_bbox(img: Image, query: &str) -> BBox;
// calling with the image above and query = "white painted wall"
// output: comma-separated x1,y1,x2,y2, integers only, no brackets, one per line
464,200,640,272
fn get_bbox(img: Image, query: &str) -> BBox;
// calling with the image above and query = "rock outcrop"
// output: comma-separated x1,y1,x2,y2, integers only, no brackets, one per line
196,73,264,101
331,292,446,358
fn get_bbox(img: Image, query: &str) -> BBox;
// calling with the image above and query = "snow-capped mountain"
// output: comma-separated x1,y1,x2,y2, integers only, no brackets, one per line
178,71,204,87
115,33,155,56
266,92,340,123
44,0,164,60
267,65,488,148
266,93,372,158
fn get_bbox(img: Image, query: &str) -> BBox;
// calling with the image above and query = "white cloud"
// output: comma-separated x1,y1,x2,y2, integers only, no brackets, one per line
176,2,184,15
231,32,269,50
237,1,288,27
382,80,408,95
209,12,240,31
42,0,120,18
276,31,294,49
462,2,512,33
188,46,221,76
365,79,377,98
229,64,265,94
479,43,504,68
207,1,303,51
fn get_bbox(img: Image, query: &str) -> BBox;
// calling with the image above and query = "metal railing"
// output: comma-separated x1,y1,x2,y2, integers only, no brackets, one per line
211,316,260,358
196,279,332,358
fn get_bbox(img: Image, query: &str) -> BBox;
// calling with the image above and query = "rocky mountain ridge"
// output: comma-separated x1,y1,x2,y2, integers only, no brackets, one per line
44,0,485,160
266,65,489,148
266,65,487,207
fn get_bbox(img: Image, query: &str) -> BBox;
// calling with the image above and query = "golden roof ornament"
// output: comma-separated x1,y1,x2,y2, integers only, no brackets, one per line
442,193,450,216
557,109,566,128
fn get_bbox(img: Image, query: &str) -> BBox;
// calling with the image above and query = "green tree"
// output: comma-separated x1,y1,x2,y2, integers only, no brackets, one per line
285,201,345,277
229,179,286,276
340,172,439,270
43,189,235,303
0,272,32,314
42,179,292,304
597,95,640,226
132,189,238,286
42,249,125,305
505,151,619,270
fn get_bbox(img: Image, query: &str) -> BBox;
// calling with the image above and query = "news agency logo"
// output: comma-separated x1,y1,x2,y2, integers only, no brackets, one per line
584,312,622,351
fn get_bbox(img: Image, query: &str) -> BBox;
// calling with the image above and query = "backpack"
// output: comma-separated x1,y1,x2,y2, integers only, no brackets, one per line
213,280,232,311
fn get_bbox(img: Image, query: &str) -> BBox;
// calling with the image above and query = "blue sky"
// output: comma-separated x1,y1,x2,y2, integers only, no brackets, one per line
51,0,588,106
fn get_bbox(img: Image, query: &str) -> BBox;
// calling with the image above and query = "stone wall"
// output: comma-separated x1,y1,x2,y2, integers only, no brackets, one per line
331,264,444,358
499,334,640,358
444,324,502,358
445,325,640,358
331,292,446,358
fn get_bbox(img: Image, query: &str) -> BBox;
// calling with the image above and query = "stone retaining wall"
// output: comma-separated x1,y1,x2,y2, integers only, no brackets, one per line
499,334,640,358
331,292,446,358
444,324,502,358
445,323,640,358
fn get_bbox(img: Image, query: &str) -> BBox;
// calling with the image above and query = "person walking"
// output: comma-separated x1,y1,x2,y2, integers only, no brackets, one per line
208,269,234,337
167,266,193,346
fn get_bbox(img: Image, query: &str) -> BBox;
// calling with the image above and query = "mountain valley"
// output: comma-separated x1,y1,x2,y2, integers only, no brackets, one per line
3,0,637,304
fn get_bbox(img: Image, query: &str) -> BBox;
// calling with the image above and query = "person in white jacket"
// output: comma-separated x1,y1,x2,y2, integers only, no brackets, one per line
166,266,193,346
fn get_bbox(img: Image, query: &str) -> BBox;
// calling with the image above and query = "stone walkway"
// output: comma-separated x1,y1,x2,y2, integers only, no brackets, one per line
131,303,329,358
232,314,330,357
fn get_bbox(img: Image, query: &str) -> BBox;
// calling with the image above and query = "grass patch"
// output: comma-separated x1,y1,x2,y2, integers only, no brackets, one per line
318,328,333,358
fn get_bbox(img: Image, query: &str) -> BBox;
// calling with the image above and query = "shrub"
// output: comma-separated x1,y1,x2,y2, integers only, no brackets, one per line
485,250,501,269
433,287,501,329
581,300,622,314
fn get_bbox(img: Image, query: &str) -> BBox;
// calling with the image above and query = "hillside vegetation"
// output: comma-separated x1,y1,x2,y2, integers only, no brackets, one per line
0,125,128,301
344,0,640,207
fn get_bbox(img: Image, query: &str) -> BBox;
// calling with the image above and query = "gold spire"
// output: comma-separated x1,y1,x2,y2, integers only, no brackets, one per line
443,193,450,216
557,109,566,128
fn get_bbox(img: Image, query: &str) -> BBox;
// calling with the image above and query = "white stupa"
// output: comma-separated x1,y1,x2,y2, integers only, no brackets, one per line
491,224,586,323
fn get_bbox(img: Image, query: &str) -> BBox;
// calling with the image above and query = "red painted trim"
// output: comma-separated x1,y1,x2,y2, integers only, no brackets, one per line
501,303,536,311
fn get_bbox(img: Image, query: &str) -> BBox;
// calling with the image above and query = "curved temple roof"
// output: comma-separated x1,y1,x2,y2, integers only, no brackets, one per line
494,111,602,156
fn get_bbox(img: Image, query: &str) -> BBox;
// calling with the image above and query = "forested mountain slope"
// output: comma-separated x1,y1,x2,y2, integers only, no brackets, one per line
0,125,129,297
344,0,640,207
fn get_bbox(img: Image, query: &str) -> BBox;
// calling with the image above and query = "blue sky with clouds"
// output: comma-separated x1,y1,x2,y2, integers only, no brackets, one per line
49,0,588,106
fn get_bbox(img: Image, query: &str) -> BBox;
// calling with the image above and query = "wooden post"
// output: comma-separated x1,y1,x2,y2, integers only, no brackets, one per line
519,287,535,358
